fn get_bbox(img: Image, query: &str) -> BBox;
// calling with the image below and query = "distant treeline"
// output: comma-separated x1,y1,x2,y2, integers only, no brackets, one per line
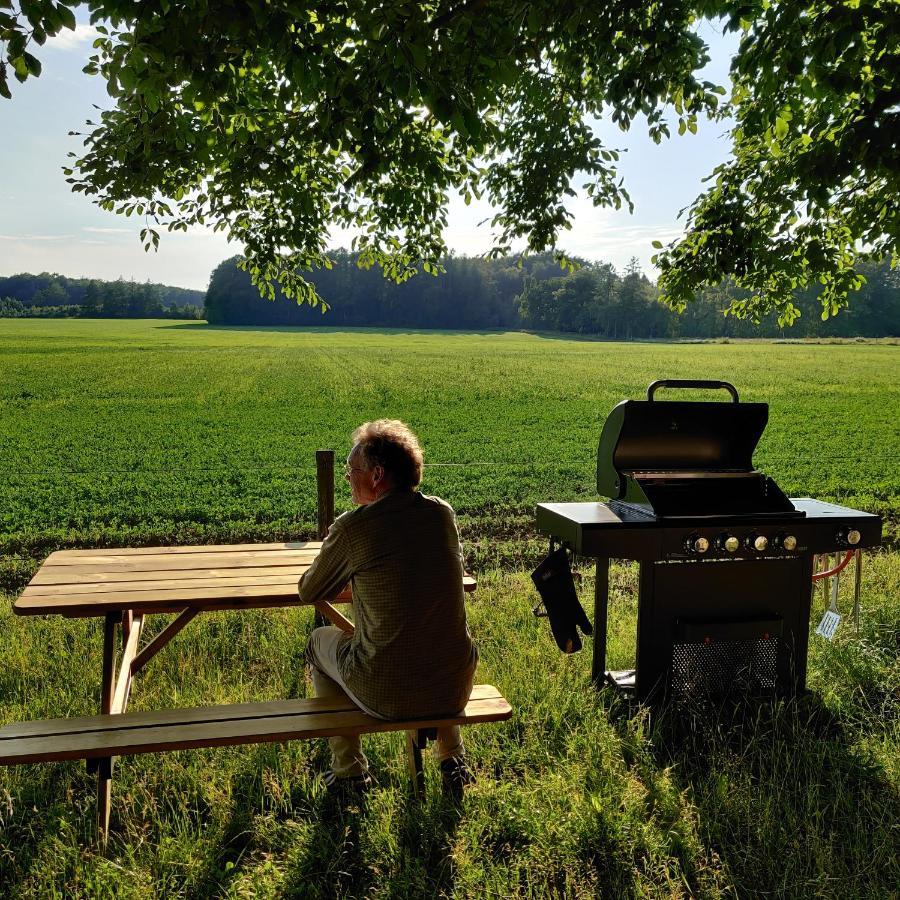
0,273,204,319
206,252,900,337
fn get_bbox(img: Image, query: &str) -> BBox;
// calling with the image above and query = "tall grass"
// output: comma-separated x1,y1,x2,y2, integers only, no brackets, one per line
1,556,896,897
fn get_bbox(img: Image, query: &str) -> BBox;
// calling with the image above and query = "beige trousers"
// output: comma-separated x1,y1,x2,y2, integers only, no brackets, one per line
306,625,465,778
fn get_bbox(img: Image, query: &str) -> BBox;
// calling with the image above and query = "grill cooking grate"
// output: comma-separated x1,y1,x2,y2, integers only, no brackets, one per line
670,637,780,701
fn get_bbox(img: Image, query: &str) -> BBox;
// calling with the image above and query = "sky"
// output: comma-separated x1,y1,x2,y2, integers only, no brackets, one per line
0,16,738,292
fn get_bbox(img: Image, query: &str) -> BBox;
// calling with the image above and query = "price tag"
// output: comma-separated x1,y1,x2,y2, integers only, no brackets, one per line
815,610,841,641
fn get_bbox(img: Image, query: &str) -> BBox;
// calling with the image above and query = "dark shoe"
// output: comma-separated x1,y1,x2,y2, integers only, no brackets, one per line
321,768,374,796
440,756,475,802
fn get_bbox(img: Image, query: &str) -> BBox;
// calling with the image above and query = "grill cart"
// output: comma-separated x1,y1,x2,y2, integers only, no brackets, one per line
536,380,882,703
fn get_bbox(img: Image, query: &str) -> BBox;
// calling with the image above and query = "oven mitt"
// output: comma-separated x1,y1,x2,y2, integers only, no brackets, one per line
531,547,593,653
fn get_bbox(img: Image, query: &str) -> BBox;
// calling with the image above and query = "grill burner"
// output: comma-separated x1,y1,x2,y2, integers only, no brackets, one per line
536,380,882,703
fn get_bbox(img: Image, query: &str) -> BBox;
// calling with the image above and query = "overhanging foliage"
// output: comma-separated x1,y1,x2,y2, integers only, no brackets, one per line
2,1,897,321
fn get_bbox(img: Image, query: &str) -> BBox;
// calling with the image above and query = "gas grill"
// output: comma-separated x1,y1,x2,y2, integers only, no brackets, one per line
536,380,883,703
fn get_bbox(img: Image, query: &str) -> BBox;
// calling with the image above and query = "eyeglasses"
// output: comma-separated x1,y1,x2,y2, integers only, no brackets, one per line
345,464,366,478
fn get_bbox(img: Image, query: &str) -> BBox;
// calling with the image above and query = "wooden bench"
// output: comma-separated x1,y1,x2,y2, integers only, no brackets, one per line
0,684,511,832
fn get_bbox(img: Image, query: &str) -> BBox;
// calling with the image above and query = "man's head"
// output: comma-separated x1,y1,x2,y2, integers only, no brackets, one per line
346,419,424,505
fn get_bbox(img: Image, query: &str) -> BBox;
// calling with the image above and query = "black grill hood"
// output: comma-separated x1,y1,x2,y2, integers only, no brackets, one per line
596,380,802,519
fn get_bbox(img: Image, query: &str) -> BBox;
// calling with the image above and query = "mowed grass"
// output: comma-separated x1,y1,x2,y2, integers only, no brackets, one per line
0,320,898,897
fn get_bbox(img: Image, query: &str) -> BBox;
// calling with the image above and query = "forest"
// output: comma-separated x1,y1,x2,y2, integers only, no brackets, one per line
0,273,204,319
4,254,898,337
205,252,900,338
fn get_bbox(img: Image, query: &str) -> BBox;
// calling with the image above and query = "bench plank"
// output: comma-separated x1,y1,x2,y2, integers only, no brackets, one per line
25,563,318,596
16,584,317,616
0,685,504,741
0,688,511,765
18,579,475,617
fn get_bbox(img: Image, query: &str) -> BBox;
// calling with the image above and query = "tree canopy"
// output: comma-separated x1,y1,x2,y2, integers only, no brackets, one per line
2,1,897,322
203,251,900,336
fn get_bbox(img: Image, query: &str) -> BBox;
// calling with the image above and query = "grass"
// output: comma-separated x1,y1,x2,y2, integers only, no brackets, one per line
1,320,898,571
0,320,897,897
0,564,896,897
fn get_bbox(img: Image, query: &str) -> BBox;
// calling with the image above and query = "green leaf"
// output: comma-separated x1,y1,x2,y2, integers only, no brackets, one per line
119,66,136,91
57,3,76,31
12,56,29,83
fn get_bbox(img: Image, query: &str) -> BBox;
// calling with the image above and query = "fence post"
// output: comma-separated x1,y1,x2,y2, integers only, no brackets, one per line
314,450,335,628
316,449,335,539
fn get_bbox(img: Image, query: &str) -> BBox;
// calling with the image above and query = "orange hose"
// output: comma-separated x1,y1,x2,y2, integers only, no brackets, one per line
811,550,855,581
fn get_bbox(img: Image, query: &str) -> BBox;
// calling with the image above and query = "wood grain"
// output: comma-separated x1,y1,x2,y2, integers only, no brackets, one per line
0,687,511,764
34,550,321,575
48,541,323,560
16,542,475,617
0,685,504,741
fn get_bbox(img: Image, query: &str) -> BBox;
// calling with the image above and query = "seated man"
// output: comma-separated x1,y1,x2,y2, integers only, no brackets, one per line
299,419,477,795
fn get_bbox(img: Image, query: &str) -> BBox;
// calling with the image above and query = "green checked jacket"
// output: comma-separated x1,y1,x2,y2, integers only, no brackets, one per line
298,490,477,720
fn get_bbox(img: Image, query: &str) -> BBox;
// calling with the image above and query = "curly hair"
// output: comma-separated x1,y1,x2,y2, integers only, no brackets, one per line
351,419,424,489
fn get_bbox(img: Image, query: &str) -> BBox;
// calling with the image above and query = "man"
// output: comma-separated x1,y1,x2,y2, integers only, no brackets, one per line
299,419,477,796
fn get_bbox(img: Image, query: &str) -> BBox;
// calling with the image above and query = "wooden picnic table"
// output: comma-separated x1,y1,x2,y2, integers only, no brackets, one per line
13,540,477,834
16,539,477,697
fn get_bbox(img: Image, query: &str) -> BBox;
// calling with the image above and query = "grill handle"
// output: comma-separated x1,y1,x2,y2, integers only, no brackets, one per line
647,380,739,402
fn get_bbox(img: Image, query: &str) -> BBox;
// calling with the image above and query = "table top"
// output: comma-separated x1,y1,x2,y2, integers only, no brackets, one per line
15,541,476,618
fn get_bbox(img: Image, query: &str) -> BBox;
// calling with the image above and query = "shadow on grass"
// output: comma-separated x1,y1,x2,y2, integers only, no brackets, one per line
159,749,276,899
0,765,96,888
161,323,508,338
282,786,463,899
608,693,900,898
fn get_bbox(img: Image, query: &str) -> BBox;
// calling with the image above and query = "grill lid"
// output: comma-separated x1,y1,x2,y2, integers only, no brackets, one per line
596,380,801,519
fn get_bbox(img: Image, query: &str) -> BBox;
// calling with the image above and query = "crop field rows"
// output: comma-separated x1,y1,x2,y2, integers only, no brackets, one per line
2,321,898,580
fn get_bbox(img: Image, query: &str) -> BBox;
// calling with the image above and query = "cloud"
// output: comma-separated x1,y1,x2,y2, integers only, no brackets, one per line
46,23,100,51
83,226,133,234
0,233,72,241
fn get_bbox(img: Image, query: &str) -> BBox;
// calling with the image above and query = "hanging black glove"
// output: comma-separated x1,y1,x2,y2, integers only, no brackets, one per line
531,546,593,653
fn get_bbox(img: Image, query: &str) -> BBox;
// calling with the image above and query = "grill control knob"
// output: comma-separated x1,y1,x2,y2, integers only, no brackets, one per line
747,533,768,552
721,535,740,553
686,534,709,554
780,534,798,551
836,527,862,547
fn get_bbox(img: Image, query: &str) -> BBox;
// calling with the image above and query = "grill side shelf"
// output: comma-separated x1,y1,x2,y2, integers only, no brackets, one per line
536,503,664,559
536,500,882,561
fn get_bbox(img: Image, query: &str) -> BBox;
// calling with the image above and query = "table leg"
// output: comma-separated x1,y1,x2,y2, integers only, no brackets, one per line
96,611,118,845
406,729,426,799
592,558,609,687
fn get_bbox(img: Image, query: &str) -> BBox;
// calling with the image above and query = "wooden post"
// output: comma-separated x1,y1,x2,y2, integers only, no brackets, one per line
591,558,609,687
406,730,426,799
314,450,335,628
316,449,335,539
96,612,118,845
131,608,199,675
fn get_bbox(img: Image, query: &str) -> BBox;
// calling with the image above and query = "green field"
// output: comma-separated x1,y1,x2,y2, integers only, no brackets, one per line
0,320,897,897
2,320,898,570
